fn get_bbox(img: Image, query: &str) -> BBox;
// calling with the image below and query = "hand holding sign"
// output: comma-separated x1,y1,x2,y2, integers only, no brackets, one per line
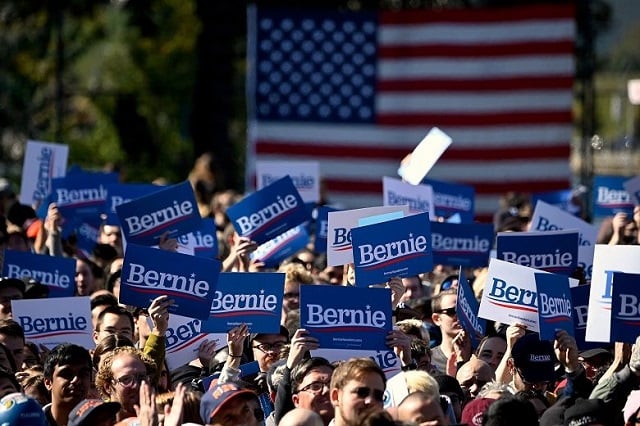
288,328,320,368
148,295,174,335
387,277,404,308
553,330,580,373
227,323,250,359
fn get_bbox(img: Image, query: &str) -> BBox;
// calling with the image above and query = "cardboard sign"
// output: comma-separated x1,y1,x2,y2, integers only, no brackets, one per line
119,244,221,320
431,222,493,267
300,285,392,351
422,178,475,223
593,175,635,218
116,181,201,246
312,349,402,380
382,176,435,220
496,230,579,276
3,250,76,298
530,200,598,247
45,171,118,220
535,272,574,340
12,297,93,349
73,216,101,258
531,189,582,217
456,270,485,347
226,176,309,245
200,272,284,334
571,285,600,351
256,161,320,203
326,205,409,267
585,245,640,343
610,272,640,343
623,176,640,205
164,314,225,371
478,258,541,332
314,206,337,253
105,183,164,226
250,225,309,269
20,140,69,208
176,218,219,260
351,212,433,287
398,127,452,185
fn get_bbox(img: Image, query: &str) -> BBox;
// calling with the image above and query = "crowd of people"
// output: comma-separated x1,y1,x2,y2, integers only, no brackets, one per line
0,165,637,426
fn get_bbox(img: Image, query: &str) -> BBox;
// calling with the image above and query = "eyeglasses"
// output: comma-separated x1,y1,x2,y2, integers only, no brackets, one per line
351,386,384,402
436,307,457,317
252,342,286,353
113,373,148,388
298,380,330,394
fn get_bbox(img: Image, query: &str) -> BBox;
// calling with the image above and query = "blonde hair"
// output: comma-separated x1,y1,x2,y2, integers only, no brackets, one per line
402,370,440,399
278,262,313,285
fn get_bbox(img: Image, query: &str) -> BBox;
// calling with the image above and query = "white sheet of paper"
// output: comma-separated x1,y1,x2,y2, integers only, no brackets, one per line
399,128,452,185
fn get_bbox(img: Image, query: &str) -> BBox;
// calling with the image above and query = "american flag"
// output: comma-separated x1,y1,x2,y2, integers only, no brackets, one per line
246,4,575,222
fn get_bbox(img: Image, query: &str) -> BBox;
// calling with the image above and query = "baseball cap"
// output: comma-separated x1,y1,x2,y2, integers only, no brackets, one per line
200,381,258,422
578,348,611,360
0,277,26,295
511,333,555,384
68,399,121,426
0,392,46,426
564,398,606,426
249,325,290,343
461,397,496,426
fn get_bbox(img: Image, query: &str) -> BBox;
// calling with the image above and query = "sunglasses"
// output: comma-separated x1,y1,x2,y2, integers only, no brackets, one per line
436,307,457,317
351,386,384,402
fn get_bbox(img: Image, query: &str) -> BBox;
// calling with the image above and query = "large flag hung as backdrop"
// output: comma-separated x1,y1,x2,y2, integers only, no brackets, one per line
246,4,575,221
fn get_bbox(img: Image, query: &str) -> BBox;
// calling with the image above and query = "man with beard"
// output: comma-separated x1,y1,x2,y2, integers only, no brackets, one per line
43,344,93,426
430,289,471,374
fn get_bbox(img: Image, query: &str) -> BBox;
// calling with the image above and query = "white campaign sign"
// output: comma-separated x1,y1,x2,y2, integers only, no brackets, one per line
256,160,320,203
312,348,402,380
164,314,226,371
585,245,640,343
530,200,598,247
399,127,452,185
383,176,435,220
20,140,69,207
326,205,410,267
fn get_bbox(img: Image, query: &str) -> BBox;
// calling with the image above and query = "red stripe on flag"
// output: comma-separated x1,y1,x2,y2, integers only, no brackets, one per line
256,141,570,161
379,41,575,59
378,76,574,92
377,111,573,126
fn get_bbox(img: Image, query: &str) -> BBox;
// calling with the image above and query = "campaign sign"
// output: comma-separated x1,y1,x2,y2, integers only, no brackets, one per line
456,270,485,347
535,272,574,340
20,140,69,207
478,258,541,332
314,206,337,253
300,285,392,351
3,250,75,298
327,205,410,267
251,225,309,269
383,176,435,220
496,230,579,276
226,176,309,245
610,272,640,344
578,245,595,284
73,216,102,258
200,272,284,334
105,183,164,226
313,349,401,380
530,200,597,248
398,127,452,185
119,244,221,319
531,189,582,217
256,161,320,203
423,178,475,223
571,285,600,351
116,181,201,246
585,245,640,343
624,176,640,204
351,212,433,287
176,218,219,260
12,297,93,349
164,314,225,371
46,171,119,220
593,175,635,218
431,222,493,267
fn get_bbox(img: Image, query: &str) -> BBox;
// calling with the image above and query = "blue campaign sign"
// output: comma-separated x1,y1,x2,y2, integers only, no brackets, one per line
456,270,485,347
106,183,165,226
314,206,337,253
73,216,102,258
570,285,599,351
300,285,392,351
251,225,310,269
593,175,635,218
44,171,119,220
3,250,76,298
431,222,493,267
422,178,475,223
531,189,582,217
351,212,432,287
226,176,310,245
200,272,284,334
611,272,640,343
535,272,574,341
496,230,579,276
116,181,201,246
177,218,219,260
119,244,221,319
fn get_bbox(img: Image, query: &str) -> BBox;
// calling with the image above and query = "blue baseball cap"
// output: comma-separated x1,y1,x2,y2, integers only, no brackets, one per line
0,393,46,426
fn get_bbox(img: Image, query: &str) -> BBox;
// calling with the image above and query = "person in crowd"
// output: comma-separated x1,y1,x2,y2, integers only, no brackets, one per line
430,289,471,374
98,223,123,257
456,356,494,400
0,277,25,320
200,381,263,426
66,398,121,426
279,407,324,426
278,262,313,325
0,392,47,425
396,391,450,425
0,319,25,369
75,258,99,296
399,275,427,303
476,334,507,372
